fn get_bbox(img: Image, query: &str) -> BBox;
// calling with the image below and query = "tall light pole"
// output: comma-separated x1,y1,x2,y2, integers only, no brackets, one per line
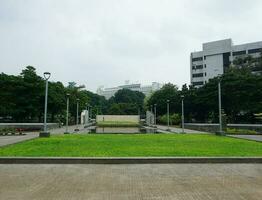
154,104,157,127
64,93,70,134
75,98,80,131
167,100,170,131
40,72,51,137
181,95,185,134
218,78,223,134
85,103,89,125
90,106,92,122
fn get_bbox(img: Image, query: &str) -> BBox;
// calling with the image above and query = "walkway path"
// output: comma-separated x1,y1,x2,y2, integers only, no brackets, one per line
156,125,211,134
228,134,262,142
0,164,261,200
0,125,90,147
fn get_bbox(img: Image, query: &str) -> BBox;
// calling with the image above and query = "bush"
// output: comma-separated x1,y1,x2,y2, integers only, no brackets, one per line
226,128,258,135
0,127,17,136
159,113,181,125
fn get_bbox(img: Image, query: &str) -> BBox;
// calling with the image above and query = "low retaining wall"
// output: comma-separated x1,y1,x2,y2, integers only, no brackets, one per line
184,123,219,132
0,157,261,164
228,124,262,133
184,123,262,133
0,123,59,131
96,115,139,123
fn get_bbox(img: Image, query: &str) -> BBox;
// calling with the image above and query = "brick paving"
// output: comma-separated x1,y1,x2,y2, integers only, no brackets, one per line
0,164,261,200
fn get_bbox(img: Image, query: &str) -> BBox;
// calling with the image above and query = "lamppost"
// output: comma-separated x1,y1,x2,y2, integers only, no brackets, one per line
90,106,92,122
64,93,70,134
85,103,89,125
181,95,185,134
218,77,223,135
154,104,157,127
39,72,51,137
75,98,80,131
167,100,170,131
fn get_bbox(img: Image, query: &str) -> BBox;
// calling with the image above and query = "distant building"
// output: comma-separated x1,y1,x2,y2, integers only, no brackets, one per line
97,82,162,99
190,39,262,87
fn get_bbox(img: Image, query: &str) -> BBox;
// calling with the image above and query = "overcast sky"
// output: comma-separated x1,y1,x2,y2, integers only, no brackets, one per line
1,0,262,92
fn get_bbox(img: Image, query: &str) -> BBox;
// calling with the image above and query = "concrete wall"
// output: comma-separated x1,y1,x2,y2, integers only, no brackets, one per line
184,123,262,133
0,123,59,131
96,115,139,123
184,123,220,133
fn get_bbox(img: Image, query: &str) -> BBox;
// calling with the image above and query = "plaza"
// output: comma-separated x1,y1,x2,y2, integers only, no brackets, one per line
0,164,261,200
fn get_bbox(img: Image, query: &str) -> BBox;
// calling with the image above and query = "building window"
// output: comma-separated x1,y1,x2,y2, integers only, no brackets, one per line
204,64,207,68
205,72,207,76
204,56,206,60
233,50,246,56
192,81,204,86
192,73,204,78
248,48,262,54
192,65,203,70
192,57,203,62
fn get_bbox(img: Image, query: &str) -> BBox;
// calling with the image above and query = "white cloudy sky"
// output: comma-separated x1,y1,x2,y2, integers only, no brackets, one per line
1,0,262,92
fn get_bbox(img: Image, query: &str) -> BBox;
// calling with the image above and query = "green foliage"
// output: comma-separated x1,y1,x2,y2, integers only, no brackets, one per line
0,66,107,123
107,89,145,115
226,128,258,135
147,67,262,123
146,83,180,116
159,113,181,125
1,134,262,157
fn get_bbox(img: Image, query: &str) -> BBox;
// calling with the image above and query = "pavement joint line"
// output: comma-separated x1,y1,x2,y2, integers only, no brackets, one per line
0,157,262,164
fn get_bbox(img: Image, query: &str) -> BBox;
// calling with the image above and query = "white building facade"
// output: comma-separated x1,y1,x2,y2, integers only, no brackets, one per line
190,39,262,87
97,82,162,99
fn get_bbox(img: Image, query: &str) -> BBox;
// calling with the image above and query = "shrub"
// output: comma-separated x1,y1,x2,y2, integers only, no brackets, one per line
226,128,258,135
159,113,181,125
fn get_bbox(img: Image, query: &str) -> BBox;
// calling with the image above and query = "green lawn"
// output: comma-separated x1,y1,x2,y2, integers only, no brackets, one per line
0,134,262,157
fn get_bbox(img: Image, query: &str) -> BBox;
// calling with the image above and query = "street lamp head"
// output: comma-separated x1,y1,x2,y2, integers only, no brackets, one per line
43,72,51,80
154,104,157,106
66,93,70,97
167,100,170,103
181,95,184,99
76,98,80,101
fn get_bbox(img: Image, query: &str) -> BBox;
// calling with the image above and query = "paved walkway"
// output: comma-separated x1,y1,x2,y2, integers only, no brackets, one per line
156,125,211,134
0,125,88,147
0,164,261,200
228,134,262,142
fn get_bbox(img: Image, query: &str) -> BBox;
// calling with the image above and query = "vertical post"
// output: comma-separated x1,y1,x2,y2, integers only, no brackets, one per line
167,100,170,131
64,93,70,134
90,106,92,122
75,98,79,131
40,72,51,137
154,104,157,126
218,80,222,134
181,95,185,133
43,79,48,132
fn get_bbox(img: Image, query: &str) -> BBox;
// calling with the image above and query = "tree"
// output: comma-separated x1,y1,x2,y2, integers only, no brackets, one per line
107,89,145,115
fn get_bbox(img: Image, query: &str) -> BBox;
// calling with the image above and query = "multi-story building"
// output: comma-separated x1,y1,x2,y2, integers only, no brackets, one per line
190,39,262,87
97,82,162,99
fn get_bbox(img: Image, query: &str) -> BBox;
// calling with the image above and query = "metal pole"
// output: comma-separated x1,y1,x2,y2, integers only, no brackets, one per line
43,79,48,132
76,99,79,129
182,98,184,133
87,106,90,123
218,80,222,133
167,100,170,130
154,104,157,126
66,95,69,133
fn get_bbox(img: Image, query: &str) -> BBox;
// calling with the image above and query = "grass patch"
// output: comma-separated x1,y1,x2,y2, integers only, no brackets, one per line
0,134,262,157
226,128,259,135
97,121,139,127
